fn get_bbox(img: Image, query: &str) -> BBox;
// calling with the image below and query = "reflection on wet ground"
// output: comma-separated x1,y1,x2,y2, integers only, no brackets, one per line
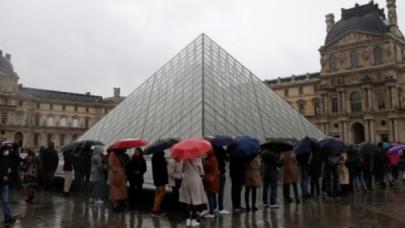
5,184,405,227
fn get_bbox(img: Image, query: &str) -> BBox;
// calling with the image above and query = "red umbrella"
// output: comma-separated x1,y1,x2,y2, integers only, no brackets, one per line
110,138,148,150
170,138,212,160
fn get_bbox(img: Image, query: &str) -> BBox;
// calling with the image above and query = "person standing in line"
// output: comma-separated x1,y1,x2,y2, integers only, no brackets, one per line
337,152,350,196
262,149,281,208
244,152,262,212
40,142,59,191
179,157,208,227
151,150,168,217
202,150,220,218
20,148,40,203
108,149,128,212
0,145,17,226
168,157,183,205
90,146,107,204
8,143,23,190
213,146,230,215
61,147,75,197
309,149,322,197
281,150,300,204
297,152,311,199
229,154,246,213
126,148,147,209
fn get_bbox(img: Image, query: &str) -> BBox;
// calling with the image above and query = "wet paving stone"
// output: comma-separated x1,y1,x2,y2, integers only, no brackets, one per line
4,185,405,227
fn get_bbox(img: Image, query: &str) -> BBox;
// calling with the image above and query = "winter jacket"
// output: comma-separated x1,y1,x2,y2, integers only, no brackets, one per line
63,150,74,171
214,146,228,174
126,155,147,186
229,156,246,181
245,155,262,187
41,142,59,173
281,151,299,184
203,154,220,193
90,146,106,182
108,151,128,201
179,158,208,205
152,151,168,186
0,153,10,186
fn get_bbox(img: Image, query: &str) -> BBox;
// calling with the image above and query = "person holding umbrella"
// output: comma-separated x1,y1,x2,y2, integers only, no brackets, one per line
280,150,300,204
171,139,211,227
262,148,281,208
126,148,147,209
151,150,168,217
108,148,129,212
202,149,219,218
309,147,322,197
244,152,262,211
20,148,40,203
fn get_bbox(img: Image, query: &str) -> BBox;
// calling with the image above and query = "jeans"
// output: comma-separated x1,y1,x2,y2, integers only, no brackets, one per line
217,173,226,210
0,185,12,221
300,166,309,196
207,191,217,214
353,173,367,190
91,181,105,200
244,186,257,208
310,176,320,196
231,177,243,209
263,170,278,205
324,165,339,196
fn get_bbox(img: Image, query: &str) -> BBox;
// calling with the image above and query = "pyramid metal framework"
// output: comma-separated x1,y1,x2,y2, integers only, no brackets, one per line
80,34,324,145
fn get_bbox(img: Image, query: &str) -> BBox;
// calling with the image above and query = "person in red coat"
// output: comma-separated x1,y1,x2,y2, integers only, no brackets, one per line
203,150,220,218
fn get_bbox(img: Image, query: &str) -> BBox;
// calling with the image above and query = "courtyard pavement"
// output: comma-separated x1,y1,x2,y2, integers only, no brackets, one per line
4,183,405,228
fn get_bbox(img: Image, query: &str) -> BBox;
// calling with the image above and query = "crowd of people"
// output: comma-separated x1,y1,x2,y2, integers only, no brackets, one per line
0,138,404,227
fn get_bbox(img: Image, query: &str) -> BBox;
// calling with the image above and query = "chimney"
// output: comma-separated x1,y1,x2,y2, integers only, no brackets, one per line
114,87,120,98
5,54,11,61
387,0,398,27
325,13,335,33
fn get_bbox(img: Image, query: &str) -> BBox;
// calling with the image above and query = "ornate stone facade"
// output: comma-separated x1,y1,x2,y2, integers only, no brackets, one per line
266,1,405,144
0,51,124,149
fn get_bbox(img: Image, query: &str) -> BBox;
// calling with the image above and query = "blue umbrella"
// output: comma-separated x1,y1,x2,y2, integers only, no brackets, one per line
383,142,392,151
228,136,260,158
294,136,317,155
207,135,235,147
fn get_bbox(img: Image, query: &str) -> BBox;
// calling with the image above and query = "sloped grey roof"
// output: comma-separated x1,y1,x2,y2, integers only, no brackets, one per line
20,87,104,103
325,2,391,45
80,34,324,145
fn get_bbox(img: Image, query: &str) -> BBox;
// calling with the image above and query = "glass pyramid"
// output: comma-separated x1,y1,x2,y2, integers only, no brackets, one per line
80,34,324,145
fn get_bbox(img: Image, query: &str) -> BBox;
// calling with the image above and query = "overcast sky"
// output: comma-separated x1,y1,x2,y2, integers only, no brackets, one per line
0,0,403,97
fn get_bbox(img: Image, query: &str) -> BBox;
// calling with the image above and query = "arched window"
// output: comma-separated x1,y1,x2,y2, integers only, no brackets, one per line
351,91,362,112
330,54,337,72
47,133,53,144
374,46,384,65
47,116,54,127
34,133,40,146
72,118,79,128
60,134,65,146
351,50,359,68
84,117,90,129
59,117,67,127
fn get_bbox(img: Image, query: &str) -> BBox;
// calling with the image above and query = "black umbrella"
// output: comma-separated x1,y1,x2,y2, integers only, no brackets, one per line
261,140,293,153
317,137,347,157
144,138,180,155
293,136,317,155
62,140,104,153
359,143,381,157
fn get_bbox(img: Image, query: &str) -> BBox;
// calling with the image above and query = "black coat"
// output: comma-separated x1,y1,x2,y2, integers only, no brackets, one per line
41,146,59,173
309,150,322,178
63,150,74,171
0,154,10,186
261,151,280,177
229,156,246,180
214,146,228,174
127,156,147,186
152,152,168,186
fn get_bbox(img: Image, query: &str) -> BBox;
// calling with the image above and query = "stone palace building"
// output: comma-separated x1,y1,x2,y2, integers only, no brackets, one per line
0,51,123,149
266,0,405,144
